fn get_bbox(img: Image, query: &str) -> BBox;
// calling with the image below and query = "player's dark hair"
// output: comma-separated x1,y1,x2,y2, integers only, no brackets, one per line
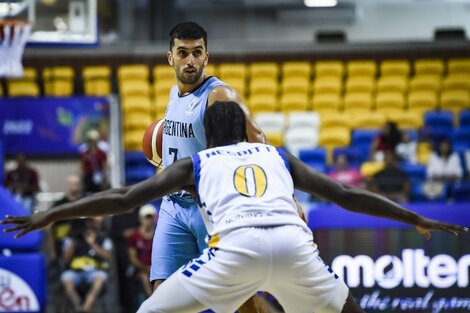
169,22,207,50
204,101,247,148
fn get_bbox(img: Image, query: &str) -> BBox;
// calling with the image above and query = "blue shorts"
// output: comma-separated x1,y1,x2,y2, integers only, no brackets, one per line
61,269,108,285
150,196,208,281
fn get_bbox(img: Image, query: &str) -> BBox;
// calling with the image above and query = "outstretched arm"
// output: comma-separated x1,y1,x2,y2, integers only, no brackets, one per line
2,158,195,238
286,152,468,238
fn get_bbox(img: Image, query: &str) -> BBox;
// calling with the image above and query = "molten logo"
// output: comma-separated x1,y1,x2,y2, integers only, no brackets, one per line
332,249,470,289
0,269,39,312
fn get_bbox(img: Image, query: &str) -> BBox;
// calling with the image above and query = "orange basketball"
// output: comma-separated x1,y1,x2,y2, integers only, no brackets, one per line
142,119,164,167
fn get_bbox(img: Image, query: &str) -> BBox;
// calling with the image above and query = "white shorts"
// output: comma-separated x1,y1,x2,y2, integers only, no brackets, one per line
139,225,349,313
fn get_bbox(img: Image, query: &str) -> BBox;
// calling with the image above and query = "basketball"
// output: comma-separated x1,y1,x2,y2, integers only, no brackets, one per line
142,119,164,167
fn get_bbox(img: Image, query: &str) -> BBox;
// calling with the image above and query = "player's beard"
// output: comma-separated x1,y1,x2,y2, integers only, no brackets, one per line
177,64,205,84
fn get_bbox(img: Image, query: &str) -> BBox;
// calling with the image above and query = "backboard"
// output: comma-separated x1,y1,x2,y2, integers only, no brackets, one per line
0,0,98,46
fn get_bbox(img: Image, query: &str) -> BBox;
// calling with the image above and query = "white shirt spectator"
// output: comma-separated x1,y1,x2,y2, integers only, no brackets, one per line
396,141,417,164
426,152,463,180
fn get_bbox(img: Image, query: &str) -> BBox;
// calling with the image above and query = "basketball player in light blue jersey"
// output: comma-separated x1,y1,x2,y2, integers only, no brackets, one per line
4,101,468,313
156,22,267,312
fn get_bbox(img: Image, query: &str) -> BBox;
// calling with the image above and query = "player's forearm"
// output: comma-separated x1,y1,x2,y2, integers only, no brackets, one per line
336,185,421,226
47,187,132,222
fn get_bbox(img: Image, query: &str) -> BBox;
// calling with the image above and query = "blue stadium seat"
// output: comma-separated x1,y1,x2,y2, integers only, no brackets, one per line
410,181,447,203
299,148,327,173
453,181,470,202
332,147,363,168
351,129,379,162
125,165,155,184
424,111,454,142
400,163,426,182
125,151,148,166
459,110,470,128
451,128,470,153
402,129,418,141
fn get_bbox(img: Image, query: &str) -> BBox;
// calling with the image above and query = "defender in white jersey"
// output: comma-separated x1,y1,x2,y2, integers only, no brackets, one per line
4,101,468,313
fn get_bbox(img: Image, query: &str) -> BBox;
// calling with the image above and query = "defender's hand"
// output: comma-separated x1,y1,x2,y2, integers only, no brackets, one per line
1,211,52,238
415,217,468,240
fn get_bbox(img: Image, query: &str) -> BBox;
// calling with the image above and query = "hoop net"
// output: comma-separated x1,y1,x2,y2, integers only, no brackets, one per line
0,20,31,78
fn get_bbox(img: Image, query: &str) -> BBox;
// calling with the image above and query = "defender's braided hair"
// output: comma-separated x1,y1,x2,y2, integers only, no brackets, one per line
204,101,247,147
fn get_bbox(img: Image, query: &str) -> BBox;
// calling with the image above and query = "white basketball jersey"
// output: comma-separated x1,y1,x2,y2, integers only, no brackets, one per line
191,142,310,236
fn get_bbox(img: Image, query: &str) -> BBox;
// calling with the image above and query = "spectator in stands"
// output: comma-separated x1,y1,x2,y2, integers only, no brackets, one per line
426,139,463,182
80,129,107,193
328,154,365,188
371,121,402,162
50,175,85,260
127,204,157,302
396,132,417,164
61,217,113,313
4,153,40,214
369,152,410,203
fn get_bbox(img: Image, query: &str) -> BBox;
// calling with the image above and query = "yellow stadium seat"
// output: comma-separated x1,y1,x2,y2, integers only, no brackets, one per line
442,74,470,91
124,130,145,151
320,114,350,129
311,93,342,113
440,90,470,112
387,111,422,128
120,80,151,98
0,84,3,97
409,75,441,92
155,94,170,119
353,111,387,129
280,93,310,113
250,78,278,95
250,62,279,79
414,59,444,76
380,60,410,77
84,79,111,96
319,128,350,147
347,61,376,77
83,66,112,96
153,79,174,97
345,76,375,93
205,64,217,77
118,65,149,81
153,65,174,81
375,91,406,114
218,63,247,80
281,61,311,79
313,77,342,94
314,61,344,78
343,92,374,114
22,67,38,80
123,112,152,131
377,76,408,93
7,81,40,97
417,142,432,164
248,94,278,114
360,161,384,177
265,132,283,146
122,96,152,114
447,58,470,75
282,77,310,95
407,91,438,115
222,77,246,96
44,67,74,96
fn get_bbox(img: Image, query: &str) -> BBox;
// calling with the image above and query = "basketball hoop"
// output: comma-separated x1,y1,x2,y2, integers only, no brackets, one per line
0,20,31,78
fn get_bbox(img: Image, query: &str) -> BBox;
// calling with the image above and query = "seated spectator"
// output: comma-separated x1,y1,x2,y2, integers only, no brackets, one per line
50,175,85,261
61,217,113,313
127,205,157,301
80,130,108,193
396,132,417,164
369,152,410,203
328,154,365,188
426,139,463,182
4,153,40,214
371,121,402,162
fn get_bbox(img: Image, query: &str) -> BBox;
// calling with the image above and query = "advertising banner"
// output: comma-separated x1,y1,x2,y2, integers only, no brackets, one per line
309,203,470,313
0,97,109,155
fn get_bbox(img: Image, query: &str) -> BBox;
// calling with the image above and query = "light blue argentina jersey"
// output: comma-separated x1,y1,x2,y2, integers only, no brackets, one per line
162,77,226,202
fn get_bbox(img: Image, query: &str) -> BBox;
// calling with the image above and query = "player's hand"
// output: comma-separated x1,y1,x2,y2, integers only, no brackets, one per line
1,211,52,238
415,216,468,240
